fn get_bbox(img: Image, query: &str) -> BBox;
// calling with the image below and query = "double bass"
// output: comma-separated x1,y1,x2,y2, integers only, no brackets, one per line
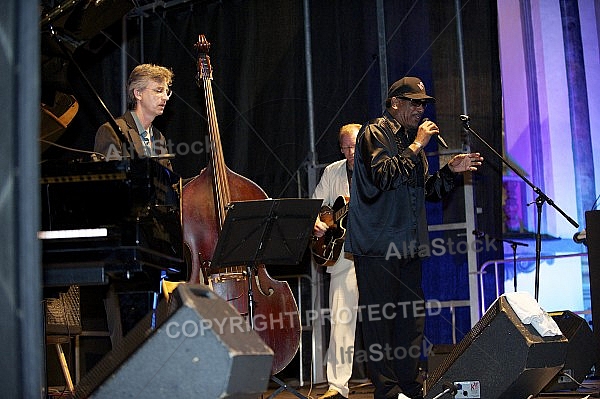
181,35,301,375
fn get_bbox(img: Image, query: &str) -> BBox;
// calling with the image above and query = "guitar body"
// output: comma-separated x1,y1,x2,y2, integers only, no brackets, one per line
312,196,349,266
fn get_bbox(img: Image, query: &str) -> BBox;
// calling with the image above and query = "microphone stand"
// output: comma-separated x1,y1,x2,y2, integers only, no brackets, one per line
474,230,528,292
460,115,579,301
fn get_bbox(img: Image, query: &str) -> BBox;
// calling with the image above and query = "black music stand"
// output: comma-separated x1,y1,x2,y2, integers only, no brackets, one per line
210,198,322,399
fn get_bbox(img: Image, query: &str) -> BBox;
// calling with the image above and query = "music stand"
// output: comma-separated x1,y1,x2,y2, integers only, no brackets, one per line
211,198,322,399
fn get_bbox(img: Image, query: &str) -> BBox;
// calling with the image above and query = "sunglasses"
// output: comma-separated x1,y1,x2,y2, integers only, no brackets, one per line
397,97,428,108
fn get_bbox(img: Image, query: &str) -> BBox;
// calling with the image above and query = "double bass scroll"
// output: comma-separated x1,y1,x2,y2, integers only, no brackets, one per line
181,34,301,375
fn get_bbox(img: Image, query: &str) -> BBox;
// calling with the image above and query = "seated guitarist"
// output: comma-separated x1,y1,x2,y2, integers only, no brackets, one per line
313,123,362,399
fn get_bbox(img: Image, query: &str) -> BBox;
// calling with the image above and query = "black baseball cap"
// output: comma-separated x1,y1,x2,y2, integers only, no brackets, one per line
387,77,436,102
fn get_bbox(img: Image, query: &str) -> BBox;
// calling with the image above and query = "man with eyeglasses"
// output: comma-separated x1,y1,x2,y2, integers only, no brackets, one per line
95,63,174,169
91,64,178,353
312,123,363,399
345,77,483,399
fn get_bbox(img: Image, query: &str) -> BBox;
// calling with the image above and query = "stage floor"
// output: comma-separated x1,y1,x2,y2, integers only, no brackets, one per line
47,377,600,398
263,379,373,399
261,377,600,399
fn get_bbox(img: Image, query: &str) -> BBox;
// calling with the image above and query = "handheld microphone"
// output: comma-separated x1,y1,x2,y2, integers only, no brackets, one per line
422,118,449,149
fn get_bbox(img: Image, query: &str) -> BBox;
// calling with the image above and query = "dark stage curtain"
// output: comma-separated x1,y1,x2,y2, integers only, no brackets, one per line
424,1,504,344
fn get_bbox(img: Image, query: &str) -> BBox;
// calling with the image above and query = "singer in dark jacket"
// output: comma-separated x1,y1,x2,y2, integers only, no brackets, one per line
345,77,483,399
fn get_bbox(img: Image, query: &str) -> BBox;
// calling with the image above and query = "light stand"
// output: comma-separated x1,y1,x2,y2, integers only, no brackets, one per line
460,115,579,300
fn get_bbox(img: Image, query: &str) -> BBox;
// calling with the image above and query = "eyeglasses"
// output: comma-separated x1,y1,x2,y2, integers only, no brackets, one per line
340,146,355,152
146,87,173,99
397,97,428,108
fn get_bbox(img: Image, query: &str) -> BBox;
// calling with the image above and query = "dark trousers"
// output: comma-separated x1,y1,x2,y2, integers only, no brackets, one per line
354,255,425,399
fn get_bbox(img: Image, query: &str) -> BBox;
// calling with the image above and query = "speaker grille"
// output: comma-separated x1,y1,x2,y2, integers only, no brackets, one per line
424,296,568,399
427,297,501,386
74,284,274,398
46,285,81,335
543,310,595,392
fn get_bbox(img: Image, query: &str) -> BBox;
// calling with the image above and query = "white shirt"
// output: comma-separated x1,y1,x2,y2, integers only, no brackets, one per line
312,159,353,273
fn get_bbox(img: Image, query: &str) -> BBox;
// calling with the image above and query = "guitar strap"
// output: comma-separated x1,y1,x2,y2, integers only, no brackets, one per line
346,163,353,191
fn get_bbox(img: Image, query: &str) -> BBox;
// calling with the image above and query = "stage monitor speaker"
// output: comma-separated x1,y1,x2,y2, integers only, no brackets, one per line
585,209,600,367
542,310,595,392
74,284,274,398
424,296,568,399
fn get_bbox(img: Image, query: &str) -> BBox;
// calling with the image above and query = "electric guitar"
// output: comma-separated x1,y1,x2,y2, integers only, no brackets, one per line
311,196,349,266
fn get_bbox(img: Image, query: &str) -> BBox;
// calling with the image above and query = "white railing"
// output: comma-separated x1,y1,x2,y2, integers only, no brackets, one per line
477,252,588,317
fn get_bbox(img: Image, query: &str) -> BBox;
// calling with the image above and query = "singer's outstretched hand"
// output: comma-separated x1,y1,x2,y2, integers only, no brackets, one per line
448,152,483,173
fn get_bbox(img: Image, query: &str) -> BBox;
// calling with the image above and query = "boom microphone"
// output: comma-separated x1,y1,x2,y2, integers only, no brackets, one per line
422,118,449,149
